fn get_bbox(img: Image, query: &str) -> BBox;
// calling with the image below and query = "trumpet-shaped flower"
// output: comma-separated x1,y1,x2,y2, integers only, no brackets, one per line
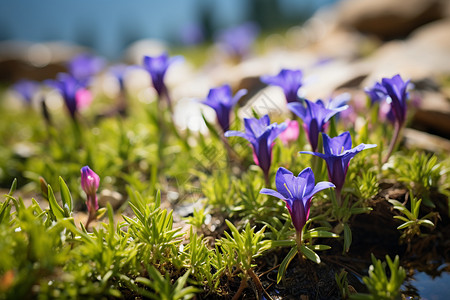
288,99,348,151
81,166,100,216
68,53,105,84
216,22,259,59
261,167,334,233
225,115,286,181
12,79,39,103
202,84,247,132
365,74,410,126
143,52,180,98
300,132,376,198
260,69,303,103
365,74,409,163
46,73,92,119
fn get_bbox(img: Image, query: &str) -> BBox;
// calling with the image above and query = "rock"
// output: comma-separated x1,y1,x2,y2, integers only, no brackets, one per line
412,91,450,138
403,128,450,153
336,0,445,39
0,41,85,82
98,189,123,209
408,18,450,52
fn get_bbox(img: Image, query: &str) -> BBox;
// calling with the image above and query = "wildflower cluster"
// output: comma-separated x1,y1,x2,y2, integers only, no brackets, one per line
0,35,447,300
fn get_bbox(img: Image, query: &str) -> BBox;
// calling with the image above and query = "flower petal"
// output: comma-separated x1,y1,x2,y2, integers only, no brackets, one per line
260,188,287,201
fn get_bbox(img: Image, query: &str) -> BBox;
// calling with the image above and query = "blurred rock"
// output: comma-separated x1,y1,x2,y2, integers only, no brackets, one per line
412,91,450,138
403,128,450,153
336,0,446,39
0,41,92,82
408,18,450,51
123,39,167,65
98,189,123,209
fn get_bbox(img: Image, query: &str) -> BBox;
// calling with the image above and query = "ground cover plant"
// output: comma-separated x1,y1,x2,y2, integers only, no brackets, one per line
1,29,450,300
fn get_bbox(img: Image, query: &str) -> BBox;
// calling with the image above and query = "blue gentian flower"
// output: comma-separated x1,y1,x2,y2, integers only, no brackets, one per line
46,73,88,119
216,22,259,59
143,52,179,99
225,115,286,182
288,99,348,151
260,69,303,103
364,82,387,105
13,79,39,103
261,167,334,233
365,74,410,126
380,74,410,126
68,53,105,85
202,84,247,132
300,132,376,199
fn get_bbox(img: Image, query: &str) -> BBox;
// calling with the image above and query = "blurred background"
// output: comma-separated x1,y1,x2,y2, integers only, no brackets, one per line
0,0,336,59
1,0,449,140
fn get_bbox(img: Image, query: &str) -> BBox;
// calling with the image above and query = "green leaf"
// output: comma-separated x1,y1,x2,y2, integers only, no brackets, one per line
310,244,331,251
413,199,422,219
397,220,415,230
343,223,352,253
418,219,434,228
301,245,321,264
304,230,339,239
393,216,409,222
59,176,73,214
8,178,17,196
47,185,65,220
277,246,298,283
267,240,296,248
202,113,221,140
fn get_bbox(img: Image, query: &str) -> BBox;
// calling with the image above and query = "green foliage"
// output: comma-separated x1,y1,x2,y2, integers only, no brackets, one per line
123,189,183,267
135,266,200,300
350,254,406,300
184,207,209,229
335,269,350,299
389,195,435,241
0,194,66,299
218,220,270,273
328,191,372,253
389,152,448,207
351,169,379,202
274,220,338,283
180,228,223,292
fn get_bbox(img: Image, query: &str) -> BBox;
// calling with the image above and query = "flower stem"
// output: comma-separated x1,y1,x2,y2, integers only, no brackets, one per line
383,121,402,164
295,230,304,264
247,268,264,300
232,277,247,300
264,171,270,187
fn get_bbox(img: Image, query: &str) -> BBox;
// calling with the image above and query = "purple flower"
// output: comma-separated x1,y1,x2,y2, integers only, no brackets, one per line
216,22,259,59
364,82,387,105
261,69,303,103
202,84,247,132
288,99,348,151
12,79,39,103
365,74,410,126
300,132,376,198
326,93,351,110
225,115,286,180
143,52,179,98
81,166,100,214
68,53,105,84
46,73,91,119
261,167,334,233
